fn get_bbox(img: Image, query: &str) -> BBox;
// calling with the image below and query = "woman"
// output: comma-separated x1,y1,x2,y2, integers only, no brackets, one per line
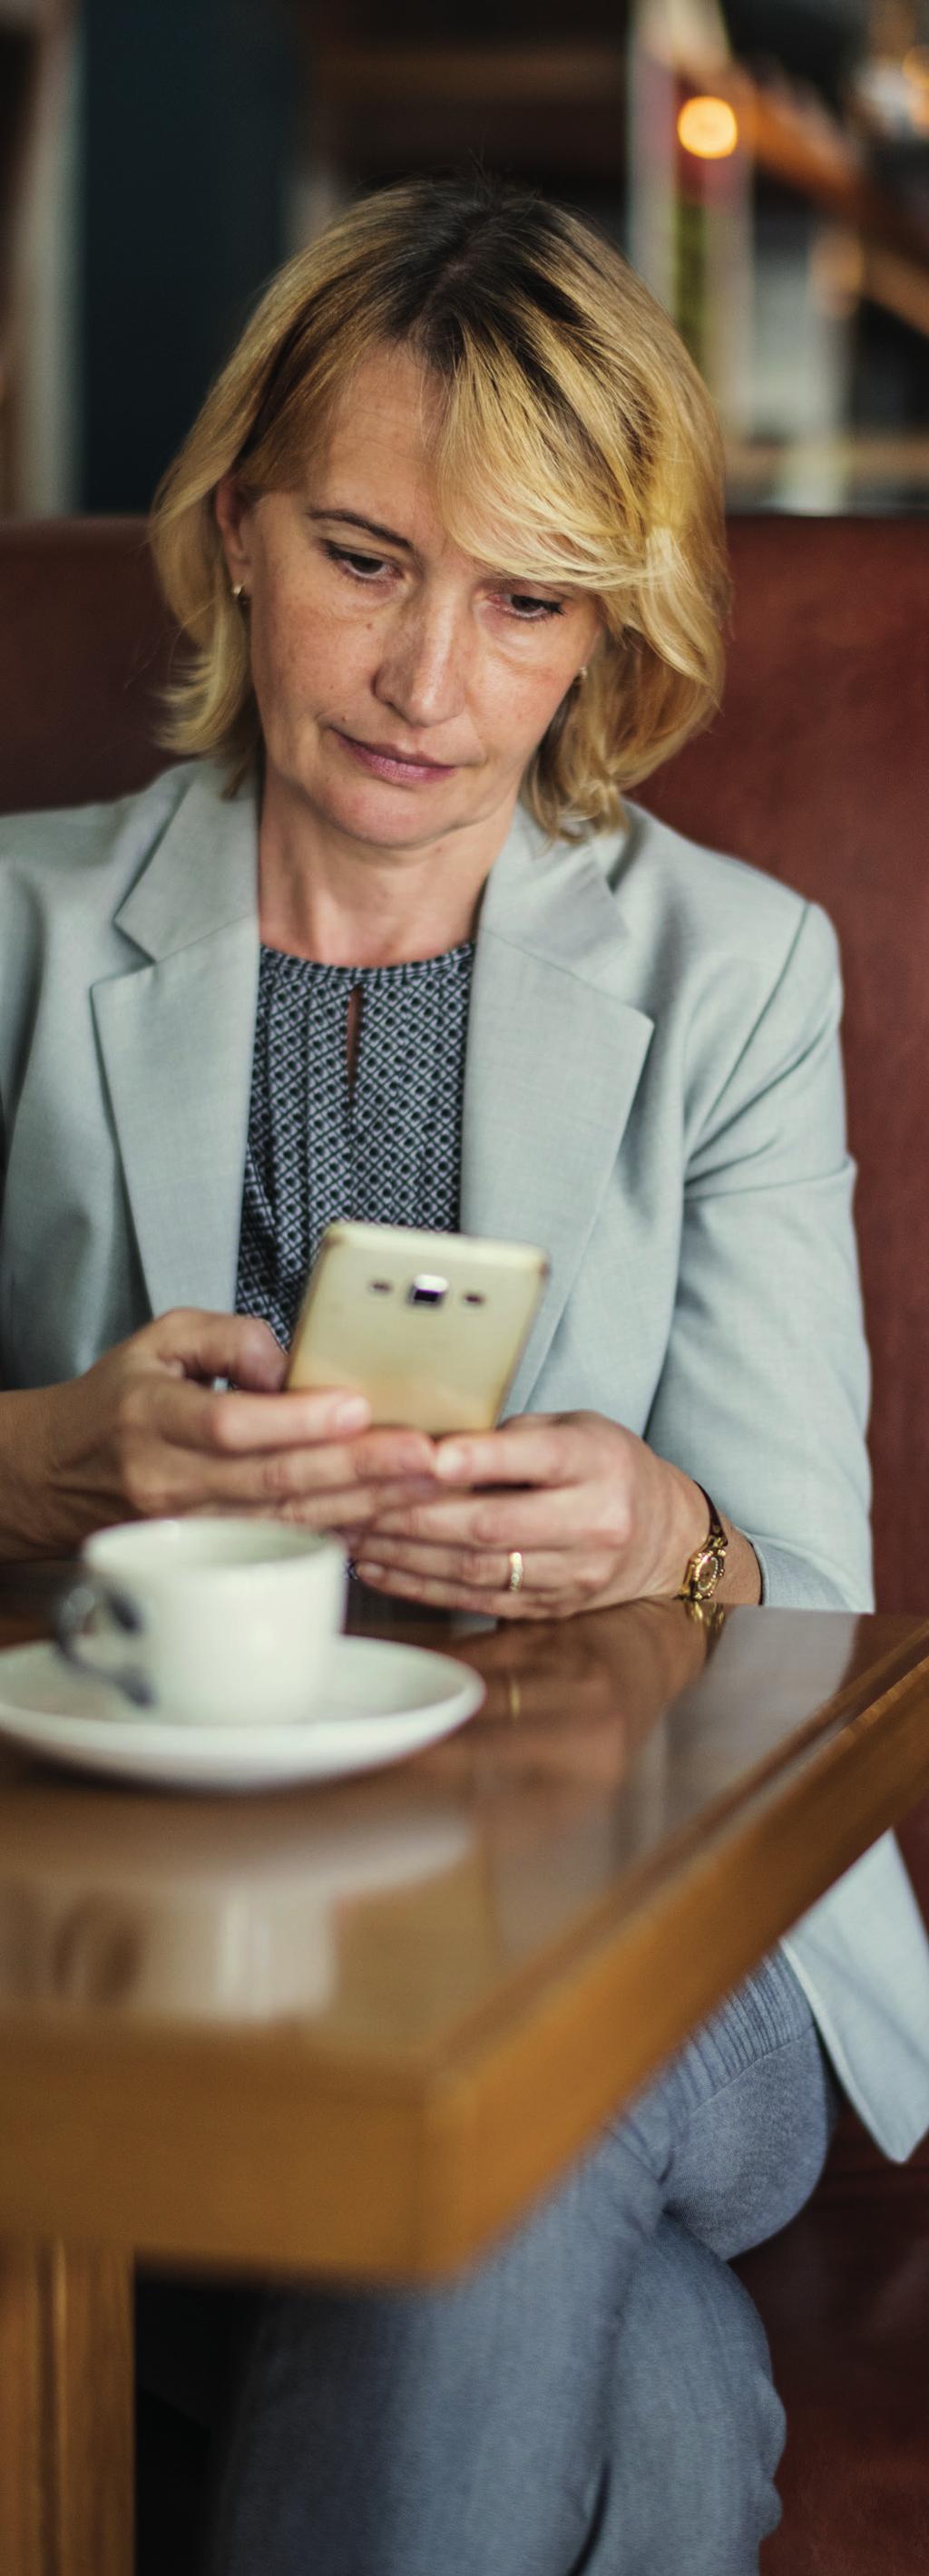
2,176,928,2571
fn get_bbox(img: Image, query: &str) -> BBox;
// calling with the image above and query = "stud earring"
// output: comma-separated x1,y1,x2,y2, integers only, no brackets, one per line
231,581,248,602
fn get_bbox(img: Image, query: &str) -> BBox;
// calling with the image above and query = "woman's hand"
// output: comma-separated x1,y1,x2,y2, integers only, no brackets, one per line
348,1410,759,1618
0,1309,438,1557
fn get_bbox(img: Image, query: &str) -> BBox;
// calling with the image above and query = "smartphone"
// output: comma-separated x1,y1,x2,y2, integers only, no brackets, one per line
286,1222,549,1434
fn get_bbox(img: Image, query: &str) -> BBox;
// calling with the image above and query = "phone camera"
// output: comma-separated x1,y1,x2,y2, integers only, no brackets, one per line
407,1275,448,1307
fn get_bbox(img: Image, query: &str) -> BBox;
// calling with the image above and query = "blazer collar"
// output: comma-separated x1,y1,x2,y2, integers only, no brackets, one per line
112,762,259,959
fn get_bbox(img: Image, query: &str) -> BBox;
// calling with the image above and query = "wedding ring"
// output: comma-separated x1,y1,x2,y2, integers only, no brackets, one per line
507,1549,524,1593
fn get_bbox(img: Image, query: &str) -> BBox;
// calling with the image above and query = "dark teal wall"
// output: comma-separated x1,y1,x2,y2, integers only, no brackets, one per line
80,0,294,509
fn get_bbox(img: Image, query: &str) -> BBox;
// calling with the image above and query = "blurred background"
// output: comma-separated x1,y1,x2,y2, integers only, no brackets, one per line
3,0,929,518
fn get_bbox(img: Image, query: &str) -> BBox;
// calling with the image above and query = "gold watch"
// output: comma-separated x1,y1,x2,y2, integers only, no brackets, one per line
677,1486,729,1609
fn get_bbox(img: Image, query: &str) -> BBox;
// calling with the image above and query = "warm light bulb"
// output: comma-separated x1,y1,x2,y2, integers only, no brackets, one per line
676,94,739,160
903,44,929,89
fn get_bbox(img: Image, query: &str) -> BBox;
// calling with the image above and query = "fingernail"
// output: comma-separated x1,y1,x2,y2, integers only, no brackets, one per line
435,1445,465,1478
332,1396,371,1431
356,1562,383,1582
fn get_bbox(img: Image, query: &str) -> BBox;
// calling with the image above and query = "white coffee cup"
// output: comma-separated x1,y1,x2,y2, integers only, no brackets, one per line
54,1517,347,1726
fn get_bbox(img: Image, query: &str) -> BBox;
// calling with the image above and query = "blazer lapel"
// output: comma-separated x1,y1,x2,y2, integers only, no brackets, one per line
92,768,259,1321
463,808,653,1412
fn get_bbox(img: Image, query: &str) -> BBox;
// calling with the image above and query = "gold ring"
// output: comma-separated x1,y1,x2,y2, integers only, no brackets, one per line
507,1550,524,1593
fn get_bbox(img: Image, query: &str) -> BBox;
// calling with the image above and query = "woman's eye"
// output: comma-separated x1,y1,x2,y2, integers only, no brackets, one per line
325,542,392,581
502,592,566,623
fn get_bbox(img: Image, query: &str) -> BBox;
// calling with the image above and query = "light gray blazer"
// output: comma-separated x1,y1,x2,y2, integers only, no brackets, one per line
2,759,928,2155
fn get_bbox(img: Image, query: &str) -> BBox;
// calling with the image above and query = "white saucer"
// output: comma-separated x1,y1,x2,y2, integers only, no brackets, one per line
0,1637,484,1793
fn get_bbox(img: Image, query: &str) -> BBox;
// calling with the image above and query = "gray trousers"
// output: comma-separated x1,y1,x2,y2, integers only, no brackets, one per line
140,1951,837,2575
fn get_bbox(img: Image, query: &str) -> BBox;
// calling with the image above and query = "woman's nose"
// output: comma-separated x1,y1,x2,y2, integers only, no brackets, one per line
374,605,468,730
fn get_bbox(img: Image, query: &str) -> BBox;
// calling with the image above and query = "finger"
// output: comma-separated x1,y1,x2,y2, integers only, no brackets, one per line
353,1563,579,1620
153,1447,444,1517
353,1538,580,1593
148,1377,374,1456
431,1417,590,1491
163,1388,437,1470
365,1488,595,1548
273,1478,446,1527
144,1310,290,1393
146,1381,435,1479
240,1433,437,1500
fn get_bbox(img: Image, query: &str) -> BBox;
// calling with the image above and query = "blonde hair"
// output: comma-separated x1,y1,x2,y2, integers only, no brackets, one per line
150,175,729,838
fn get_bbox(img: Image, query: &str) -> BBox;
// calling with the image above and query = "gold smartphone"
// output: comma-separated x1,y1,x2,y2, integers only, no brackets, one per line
286,1222,549,1434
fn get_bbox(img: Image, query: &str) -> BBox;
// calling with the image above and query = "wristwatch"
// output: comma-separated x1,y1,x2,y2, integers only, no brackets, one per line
677,1486,729,1609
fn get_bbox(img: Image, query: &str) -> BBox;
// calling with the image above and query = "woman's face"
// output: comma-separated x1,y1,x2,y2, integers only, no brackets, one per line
215,345,602,858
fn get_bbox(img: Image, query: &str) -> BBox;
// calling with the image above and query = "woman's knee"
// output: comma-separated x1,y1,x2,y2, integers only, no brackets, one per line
622,1954,839,2262
668,2020,838,2259
601,2217,784,2576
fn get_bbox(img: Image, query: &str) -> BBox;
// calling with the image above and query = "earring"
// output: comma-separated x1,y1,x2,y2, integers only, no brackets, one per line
577,664,589,682
231,581,248,602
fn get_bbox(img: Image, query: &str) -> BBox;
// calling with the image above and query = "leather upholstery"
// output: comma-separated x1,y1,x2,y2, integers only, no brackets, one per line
0,517,176,815
1,515,927,2565
646,518,929,1625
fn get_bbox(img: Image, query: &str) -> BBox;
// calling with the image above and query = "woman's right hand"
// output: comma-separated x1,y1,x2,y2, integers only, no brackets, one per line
0,1309,439,1556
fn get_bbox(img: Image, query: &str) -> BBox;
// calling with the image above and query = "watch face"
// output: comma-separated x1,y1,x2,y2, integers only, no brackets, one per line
689,1541,727,1600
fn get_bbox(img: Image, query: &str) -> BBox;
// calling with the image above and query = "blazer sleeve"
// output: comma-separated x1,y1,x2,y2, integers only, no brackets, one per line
643,899,873,1609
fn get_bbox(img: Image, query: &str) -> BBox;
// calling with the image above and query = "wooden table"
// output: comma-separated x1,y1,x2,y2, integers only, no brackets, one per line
1,1571,928,2576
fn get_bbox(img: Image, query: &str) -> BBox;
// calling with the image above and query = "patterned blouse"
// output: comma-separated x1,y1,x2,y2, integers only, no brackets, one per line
235,942,474,1349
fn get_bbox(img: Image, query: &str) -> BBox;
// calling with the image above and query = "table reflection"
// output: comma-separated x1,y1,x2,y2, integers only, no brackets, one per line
0,1787,472,2020
0,1595,705,2021
0,1584,862,2048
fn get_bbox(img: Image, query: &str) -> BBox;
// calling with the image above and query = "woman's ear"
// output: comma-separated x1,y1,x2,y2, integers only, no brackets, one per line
214,473,253,590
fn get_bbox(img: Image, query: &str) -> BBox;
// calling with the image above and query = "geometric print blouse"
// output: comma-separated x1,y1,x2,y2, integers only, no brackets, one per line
235,941,474,1351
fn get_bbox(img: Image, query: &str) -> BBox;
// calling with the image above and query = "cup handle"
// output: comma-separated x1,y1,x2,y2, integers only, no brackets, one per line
54,1576,154,1708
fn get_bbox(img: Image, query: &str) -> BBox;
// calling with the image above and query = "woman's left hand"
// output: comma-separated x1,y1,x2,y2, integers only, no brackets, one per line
348,1410,712,1619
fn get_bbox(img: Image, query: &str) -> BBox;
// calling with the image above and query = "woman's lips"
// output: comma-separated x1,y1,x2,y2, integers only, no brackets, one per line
336,730,456,785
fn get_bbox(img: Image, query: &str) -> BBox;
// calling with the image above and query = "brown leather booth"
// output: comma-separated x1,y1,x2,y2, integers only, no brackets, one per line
1,513,927,2568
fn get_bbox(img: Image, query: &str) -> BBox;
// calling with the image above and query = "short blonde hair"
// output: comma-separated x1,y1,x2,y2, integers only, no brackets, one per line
150,175,729,838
